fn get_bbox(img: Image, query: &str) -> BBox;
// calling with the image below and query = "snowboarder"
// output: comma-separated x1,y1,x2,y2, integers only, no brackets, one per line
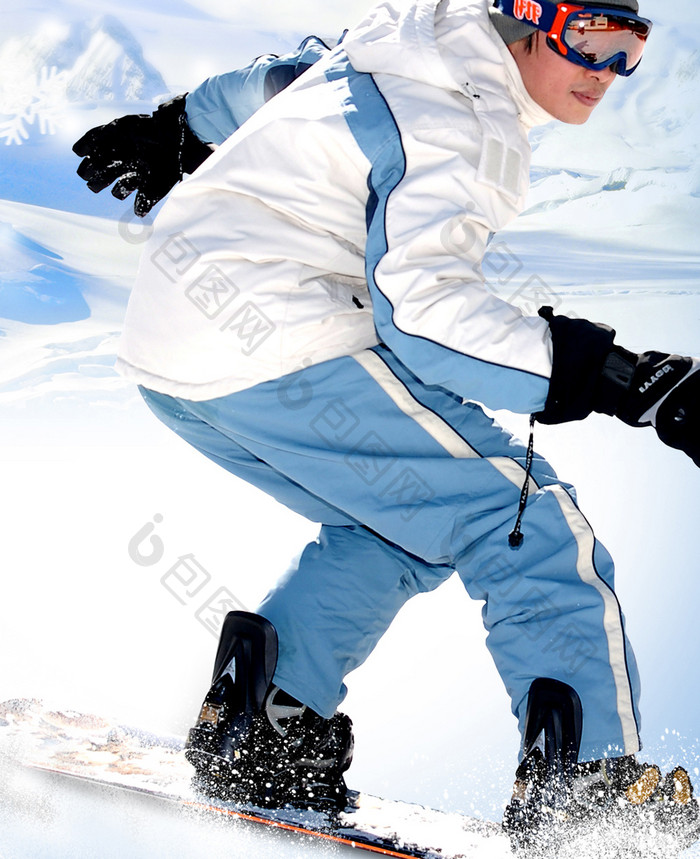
74,0,700,848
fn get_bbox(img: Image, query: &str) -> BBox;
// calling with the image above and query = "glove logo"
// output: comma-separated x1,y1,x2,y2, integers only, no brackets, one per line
638,364,673,394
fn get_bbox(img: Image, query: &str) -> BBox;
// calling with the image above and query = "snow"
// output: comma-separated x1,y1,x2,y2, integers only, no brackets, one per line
0,0,699,856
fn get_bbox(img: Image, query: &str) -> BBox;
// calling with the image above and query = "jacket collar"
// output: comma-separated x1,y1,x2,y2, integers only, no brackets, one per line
492,25,556,129
434,0,555,129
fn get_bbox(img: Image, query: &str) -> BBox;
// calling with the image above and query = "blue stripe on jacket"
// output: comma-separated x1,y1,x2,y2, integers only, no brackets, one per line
325,51,550,414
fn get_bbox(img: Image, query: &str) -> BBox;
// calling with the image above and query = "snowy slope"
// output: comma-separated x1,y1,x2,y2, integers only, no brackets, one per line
0,1,699,858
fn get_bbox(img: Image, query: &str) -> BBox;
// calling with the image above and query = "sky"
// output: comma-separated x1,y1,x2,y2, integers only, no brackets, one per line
0,1,699,856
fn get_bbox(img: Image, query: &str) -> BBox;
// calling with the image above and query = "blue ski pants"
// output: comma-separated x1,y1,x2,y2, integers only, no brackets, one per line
140,345,641,761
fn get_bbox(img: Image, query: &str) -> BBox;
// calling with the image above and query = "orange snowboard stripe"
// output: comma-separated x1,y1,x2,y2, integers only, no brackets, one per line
184,798,419,858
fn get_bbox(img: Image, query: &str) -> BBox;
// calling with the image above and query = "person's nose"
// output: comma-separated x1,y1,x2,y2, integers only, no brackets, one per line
589,64,616,86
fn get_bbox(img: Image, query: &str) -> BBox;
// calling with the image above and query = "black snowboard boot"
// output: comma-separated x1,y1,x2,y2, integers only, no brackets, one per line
184,611,354,811
503,679,700,855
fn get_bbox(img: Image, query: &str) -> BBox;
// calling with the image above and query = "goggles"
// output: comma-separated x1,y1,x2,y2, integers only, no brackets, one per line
495,0,652,75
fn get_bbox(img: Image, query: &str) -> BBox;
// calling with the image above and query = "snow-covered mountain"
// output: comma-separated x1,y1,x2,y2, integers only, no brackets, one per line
0,16,167,145
0,15,167,102
65,16,167,102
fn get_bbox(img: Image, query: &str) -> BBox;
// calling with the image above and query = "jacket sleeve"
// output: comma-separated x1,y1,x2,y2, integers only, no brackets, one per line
184,36,331,145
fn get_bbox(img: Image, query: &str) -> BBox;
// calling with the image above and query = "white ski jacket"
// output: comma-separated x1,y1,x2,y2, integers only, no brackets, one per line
116,0,555,414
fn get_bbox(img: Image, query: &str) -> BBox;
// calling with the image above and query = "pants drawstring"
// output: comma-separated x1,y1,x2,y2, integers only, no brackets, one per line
508,414,536,549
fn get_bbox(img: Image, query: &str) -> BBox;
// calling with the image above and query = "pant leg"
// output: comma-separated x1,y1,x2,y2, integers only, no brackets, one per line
140,385,357,527
258,523,452,718
453,486,640,760
141,345,641,759
140,385,454,718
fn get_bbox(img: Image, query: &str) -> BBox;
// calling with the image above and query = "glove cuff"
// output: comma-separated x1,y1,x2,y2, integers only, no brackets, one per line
536,307,618,424
154,95,212,177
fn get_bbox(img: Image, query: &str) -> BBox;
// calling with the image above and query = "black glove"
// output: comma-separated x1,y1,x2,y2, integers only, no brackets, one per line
72,95,212,217
536,307,699,467
609,348,700,466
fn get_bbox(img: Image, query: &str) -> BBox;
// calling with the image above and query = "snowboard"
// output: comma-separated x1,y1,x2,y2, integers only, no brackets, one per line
0,698,510,859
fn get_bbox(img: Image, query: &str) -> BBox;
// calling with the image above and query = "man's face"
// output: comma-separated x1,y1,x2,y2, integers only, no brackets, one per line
510,31,617,124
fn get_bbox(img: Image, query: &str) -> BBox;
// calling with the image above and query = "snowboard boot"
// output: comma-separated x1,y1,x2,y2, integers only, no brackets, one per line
184,611,354,812
503,679,700,854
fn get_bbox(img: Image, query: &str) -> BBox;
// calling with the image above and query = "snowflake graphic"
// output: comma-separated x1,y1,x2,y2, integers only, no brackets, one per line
0,65,68,145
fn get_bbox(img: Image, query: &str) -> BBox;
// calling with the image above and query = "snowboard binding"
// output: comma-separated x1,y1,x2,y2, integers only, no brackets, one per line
503,677,583,852
503,678,700,856
185,611,353,812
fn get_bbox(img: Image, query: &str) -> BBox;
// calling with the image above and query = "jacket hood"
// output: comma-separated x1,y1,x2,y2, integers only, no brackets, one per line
342,0,460,91
342,0,554,129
